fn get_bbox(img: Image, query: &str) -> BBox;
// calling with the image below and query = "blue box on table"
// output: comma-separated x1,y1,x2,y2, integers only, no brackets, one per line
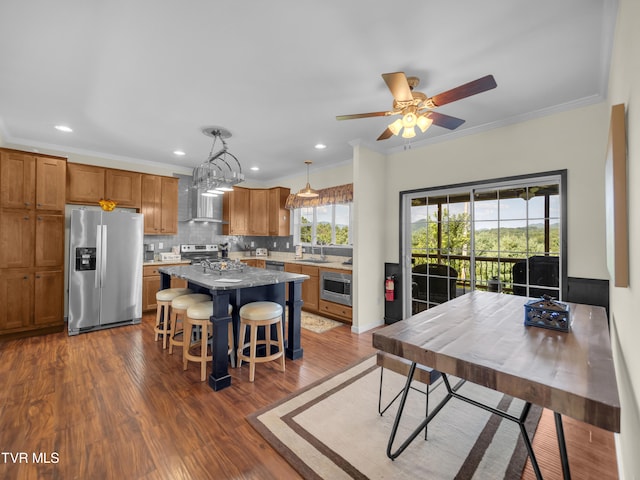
524,295,571,332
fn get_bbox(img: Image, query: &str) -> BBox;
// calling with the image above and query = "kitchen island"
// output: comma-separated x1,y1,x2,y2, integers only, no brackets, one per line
159,264,309,391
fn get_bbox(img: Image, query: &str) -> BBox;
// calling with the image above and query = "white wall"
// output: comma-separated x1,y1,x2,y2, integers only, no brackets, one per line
352,144,386,332
606,0,640,477
382,103,610,280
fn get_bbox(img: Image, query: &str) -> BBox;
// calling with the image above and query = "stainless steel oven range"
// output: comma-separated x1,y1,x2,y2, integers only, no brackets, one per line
320,270,352,306
180,244,219,265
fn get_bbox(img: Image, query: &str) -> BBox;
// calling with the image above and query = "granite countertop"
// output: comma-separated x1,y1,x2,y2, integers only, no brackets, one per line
159,264,309,290
145,253,352,271
230,252,352,271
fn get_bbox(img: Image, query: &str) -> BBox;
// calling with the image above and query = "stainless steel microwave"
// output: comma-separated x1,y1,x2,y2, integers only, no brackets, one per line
320,270,352,306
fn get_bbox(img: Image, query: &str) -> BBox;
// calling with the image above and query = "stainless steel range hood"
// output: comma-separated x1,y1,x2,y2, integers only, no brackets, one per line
189,187,225,222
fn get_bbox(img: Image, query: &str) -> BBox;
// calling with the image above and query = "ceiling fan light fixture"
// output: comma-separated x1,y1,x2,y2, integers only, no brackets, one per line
402,112,417,128
297,160,319,198
402,126,416,139
417,115,433,133
388,118,403,136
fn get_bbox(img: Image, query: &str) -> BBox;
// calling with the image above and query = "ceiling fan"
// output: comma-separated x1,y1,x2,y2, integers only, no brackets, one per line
336,72,497,141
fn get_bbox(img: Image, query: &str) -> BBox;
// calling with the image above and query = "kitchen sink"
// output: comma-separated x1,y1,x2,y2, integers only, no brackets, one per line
299,258,330,264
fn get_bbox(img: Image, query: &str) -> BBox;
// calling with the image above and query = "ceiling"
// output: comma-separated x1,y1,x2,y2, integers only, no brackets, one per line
0,1,617,183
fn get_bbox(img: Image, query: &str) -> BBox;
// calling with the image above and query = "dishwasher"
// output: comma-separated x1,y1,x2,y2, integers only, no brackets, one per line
265,260,285,271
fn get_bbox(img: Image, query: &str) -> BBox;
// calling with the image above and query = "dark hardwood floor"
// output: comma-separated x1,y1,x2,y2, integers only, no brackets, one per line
0,313,618,479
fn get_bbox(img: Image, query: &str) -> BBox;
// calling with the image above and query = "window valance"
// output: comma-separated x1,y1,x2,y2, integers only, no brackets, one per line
285,183,353,209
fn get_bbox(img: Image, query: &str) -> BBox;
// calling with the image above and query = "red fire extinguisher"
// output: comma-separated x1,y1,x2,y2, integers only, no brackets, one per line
385,275,395,302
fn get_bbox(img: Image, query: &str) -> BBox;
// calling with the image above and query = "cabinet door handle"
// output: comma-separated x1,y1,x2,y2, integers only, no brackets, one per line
24,202,31,206
37,216,42,221
36,275,41,279
24,216,29,220
23,275,29,280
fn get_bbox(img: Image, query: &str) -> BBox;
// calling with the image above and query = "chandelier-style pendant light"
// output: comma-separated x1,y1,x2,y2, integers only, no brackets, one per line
192,127,244,196
297,160,319,198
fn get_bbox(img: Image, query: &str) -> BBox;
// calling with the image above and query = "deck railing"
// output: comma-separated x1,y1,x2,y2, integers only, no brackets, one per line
411,253,524,294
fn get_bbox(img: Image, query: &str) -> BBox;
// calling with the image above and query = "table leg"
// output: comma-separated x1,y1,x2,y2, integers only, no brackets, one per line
386,363,455,459
555,412,571,479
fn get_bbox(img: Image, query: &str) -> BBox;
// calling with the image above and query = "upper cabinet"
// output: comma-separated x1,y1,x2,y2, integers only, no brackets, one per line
223,186,250,235
67,163,141,208
1,150,65,212
248,188,269,235
223,186,290,236
0,150,35,209
104,169,141,208
269,187,290,236
66,163,105,204
35,157,66,211
141,175,178,235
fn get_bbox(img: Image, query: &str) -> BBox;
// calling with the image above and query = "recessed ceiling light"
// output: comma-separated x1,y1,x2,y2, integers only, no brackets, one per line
173,150,186,156
250,166,259,171
315,143,327,150
55,125,73,133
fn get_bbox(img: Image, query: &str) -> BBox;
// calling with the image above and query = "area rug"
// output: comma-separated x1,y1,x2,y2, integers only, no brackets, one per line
248,355,541,480
300,312,344,333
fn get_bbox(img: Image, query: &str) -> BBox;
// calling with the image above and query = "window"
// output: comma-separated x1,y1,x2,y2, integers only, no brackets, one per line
402,172,566,316
293,203,352,246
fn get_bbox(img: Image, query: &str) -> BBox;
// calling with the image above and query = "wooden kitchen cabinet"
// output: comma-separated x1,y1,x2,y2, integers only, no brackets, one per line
141,175,178,235
142,264,188,312
66,163,105,204
105,169,141,208
0,272,33,331
224,186,290,236
0,148,66,340
0,150,35,209
319,299,352,323
0,210,34,268
223,186,250,235
35,214,64,267
269,187,290,236
285,263,319,312
1,151,65,212
240,258,266,268
67,163,141,208
34,270,64,326
35,157,66,211
249,189,269,235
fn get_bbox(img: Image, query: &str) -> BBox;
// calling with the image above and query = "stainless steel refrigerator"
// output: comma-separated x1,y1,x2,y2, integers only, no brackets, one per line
68,209,143,335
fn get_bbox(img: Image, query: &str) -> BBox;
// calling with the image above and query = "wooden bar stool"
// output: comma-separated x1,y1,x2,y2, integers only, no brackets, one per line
237,301,285,382
154,288,192,349
183,302,234,381
168,293,211,355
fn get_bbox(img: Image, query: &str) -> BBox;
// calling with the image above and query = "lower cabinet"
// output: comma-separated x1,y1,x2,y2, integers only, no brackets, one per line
34,270,64,326
0,270,64,337
284,263,319,312
142,264,189,312
240,258,266,268
319,299,352,324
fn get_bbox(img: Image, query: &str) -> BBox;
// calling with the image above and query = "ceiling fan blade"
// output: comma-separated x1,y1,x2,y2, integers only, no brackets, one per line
382,72,413,102
336,111,389,120
377,128,394,141
430,75,497,107
426,111,466,130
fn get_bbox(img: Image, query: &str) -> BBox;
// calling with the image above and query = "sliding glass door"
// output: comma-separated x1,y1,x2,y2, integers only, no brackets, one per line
401,172,566,318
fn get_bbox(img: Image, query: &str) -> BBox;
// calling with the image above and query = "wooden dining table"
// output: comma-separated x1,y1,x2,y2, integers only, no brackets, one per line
372,290,620,480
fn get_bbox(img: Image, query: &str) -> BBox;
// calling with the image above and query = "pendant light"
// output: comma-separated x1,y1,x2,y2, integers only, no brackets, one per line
297,160,319,198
